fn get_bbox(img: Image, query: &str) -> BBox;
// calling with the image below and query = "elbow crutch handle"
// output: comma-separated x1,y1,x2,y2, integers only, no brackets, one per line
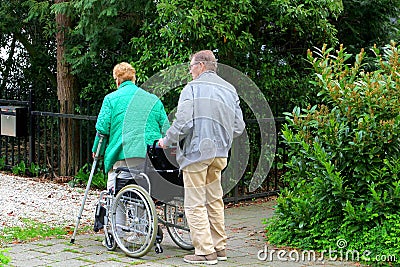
94,133,107,159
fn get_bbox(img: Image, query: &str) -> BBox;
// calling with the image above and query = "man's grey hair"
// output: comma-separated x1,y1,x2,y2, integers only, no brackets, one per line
191,50,218,71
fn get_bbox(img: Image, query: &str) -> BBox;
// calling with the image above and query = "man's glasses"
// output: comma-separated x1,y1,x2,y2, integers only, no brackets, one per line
188,61,201,70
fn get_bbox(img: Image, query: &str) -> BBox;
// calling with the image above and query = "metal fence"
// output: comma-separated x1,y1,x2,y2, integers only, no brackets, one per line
0,92,286,202
0,92,98,177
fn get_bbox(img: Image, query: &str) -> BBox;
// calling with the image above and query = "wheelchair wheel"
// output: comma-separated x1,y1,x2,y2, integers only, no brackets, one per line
111,184,157,258
164,201,194,250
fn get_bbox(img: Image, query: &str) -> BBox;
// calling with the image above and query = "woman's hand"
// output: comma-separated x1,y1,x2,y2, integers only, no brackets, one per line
158,138,166,149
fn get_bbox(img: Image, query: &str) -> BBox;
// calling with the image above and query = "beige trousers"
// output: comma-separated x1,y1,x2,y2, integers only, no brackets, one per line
182,157,228,256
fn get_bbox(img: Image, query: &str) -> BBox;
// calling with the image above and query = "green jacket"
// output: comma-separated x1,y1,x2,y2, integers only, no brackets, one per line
92,81,169,173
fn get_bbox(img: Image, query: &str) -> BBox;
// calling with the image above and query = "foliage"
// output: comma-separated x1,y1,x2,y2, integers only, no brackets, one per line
0,157,5,170
8,161,42,177
50,0,155,104
1,0,400,180
11,161,26,176
335,0,400,55
130,0,343,117
0,249,10,265
70,163,106,189
243,52,319,116
0,0,57,101
27,162,41,177
130,0,257,82
1,0,396,107
270,0,343,48
1,0,398,105
266,42,400,266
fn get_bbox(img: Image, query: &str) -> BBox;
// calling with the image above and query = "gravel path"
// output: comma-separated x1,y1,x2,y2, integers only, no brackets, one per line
0,173,100,229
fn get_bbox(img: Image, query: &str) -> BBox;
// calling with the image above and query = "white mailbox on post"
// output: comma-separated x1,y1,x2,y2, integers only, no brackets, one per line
0,106,28,137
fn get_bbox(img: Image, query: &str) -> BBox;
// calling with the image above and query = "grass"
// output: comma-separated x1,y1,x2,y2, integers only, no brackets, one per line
0,249,10,266
0,218,91,248
0,218,93,265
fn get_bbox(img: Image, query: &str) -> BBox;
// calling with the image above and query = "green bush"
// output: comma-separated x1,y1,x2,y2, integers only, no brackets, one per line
266,42,400,266
70,163,106,189
0,249,10,265
27,162,41,177
11,161,26,176
8,161,42,177
0,157,5,170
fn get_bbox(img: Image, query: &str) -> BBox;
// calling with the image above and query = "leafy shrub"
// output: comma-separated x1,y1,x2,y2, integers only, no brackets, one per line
11,161,26,176
0,249,10,265
8,161,42,177
27,162,41,177
70,163,106,189
266,42,400,266
0,157,5,171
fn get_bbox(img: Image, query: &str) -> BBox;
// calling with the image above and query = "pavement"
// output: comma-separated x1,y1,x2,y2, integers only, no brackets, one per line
3,199,362,267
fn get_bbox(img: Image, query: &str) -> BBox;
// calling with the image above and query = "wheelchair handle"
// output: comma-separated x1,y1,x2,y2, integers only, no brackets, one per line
153,140,160,149
152,139,176,149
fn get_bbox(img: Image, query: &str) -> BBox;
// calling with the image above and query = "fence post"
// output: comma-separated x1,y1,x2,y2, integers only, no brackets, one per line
29,89,35,164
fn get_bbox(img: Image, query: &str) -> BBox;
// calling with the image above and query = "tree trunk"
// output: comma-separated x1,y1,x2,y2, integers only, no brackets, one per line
55,0,78,176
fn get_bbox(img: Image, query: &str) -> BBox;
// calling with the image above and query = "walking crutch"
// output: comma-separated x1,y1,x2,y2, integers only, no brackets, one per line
70,133,106,244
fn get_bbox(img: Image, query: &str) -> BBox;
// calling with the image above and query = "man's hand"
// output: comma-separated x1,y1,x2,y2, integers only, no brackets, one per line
158,138,166,149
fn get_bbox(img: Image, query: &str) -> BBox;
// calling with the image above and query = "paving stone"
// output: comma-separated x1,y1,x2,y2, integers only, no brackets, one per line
46,258,94,267
8,257,52,267
10,250,49,261
39,250,83,261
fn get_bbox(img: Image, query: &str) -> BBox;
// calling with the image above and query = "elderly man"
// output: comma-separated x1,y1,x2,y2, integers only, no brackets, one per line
159,50,245,265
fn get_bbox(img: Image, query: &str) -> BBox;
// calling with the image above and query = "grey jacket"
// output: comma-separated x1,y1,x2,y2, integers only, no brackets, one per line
162,70,245,169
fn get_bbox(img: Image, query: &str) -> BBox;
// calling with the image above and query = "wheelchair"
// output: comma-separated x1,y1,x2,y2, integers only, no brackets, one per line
93,141,193,258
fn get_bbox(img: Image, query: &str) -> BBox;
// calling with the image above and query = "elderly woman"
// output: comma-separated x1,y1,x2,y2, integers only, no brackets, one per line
92,62,169,192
